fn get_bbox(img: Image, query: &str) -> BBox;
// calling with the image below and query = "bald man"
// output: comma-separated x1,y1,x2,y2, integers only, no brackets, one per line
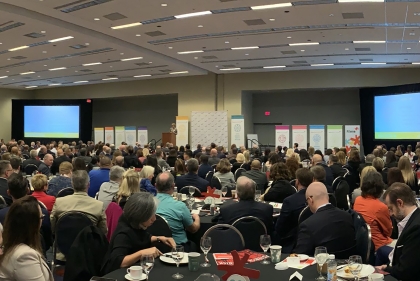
293,182,356,256
208,148,221,166
243,160,268,191
213,176,274,234
50,149,71,175
38,154,54,176
312,154,334,186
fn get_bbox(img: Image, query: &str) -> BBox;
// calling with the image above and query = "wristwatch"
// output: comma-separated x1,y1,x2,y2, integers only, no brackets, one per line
156,236,161,243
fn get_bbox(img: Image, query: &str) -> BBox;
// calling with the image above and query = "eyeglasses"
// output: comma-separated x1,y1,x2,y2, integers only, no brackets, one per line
305,195,313,206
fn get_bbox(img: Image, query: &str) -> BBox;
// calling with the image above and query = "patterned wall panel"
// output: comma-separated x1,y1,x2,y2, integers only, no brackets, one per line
191,111,228,148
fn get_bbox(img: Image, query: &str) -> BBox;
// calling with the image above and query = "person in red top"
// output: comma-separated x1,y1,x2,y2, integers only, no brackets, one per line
353,170,394,263
31,174,56,213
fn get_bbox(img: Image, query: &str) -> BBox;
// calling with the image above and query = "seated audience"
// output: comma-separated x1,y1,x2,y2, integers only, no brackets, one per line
353,171,393,256
101,193,175,274
156,148,170,170
372,157,388,184
139,166,157,195
145,155,162,186
208,149,220,166
285,157,300,180
328,155,346,179
275,168,314,253
217,146,226,159
50,149,71,175
347,149,361,175
261,163,295,203
213,176,273,233
1,153,10,161
335,151,347,166
47,162,73,197
227,147,238,162
266,153,281,171
37,154,53,177
123,146,143,169
176,159,209,192
166,149,178,167
352,166,376,203
241,150,251,171
293,182,356,256
136,149,145,165
22,150,41,170
231,153,245,174
115,156,124,167
114,170,141,209
72,157,87,172
243,160,268,192
78,148,92,165
403,145,415,162
385,151,398,168
10,157,21,174
358,154,375,173
111,150,123,166
183,150,193,162
98,166,125,210
0,160,13,205
0,196,53,281
310,165,333,193
31,174,56,213
214,159,235,189
377,183,420,280
88,156,112,197
312,154,334,186
156,172,200,250
398,156,419,194
173,159,187,177
198,154,213,179
386,167,405,187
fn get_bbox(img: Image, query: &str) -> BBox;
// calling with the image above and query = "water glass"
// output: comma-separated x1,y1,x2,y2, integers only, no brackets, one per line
140,255,154,281
221,186,228,199
314,246,328,280
348,255,363,281
189,186,195,197
172,245,184,279
259,234,271,264
255,190,262,201
200,237,212,267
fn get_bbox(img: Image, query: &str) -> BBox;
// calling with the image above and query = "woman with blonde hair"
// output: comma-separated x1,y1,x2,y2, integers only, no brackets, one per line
231,153,245,174
114,170,140,209
214,158,235,189
336,151,347,166
352,166,377,203
139,166,156,195
285,148,294,159
398,156,419,194
307,146,315,159
241,150,251,170
142,148,150,158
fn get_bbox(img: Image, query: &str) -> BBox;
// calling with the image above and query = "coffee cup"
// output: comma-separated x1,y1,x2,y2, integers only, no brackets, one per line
369,273,384,281
188,252,201,271
269,245,282,263
182,194,187,200
127,265,142,279
231,190,237,198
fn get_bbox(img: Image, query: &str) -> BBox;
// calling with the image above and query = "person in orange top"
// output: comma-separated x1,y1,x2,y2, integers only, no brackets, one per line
31,174,56,213
354,170,394,254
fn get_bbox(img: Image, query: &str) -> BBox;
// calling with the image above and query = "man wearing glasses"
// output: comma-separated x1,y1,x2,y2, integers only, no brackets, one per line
0,160,13,206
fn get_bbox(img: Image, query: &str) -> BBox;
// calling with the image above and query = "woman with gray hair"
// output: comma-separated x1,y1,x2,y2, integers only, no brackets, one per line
101,193,176,274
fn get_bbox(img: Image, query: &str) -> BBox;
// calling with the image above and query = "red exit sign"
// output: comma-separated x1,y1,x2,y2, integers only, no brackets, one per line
265,111,270,116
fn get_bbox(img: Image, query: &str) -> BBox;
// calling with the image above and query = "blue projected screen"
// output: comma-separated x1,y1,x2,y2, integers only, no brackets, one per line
24,105,80,138
374,92,420,139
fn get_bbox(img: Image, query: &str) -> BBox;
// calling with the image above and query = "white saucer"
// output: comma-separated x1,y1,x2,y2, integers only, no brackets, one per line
125,273,146,280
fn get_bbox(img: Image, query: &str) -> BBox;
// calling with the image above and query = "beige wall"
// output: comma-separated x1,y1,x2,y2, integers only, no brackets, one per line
0,88,32,140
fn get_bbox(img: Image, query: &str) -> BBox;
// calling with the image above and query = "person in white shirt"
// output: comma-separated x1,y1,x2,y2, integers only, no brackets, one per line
403,145,415,162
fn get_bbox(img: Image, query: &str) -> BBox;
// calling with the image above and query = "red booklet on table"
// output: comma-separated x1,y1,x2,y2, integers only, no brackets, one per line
213,250,268,265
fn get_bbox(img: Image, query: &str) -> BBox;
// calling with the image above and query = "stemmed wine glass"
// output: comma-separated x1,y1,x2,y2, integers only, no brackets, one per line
221,186,227,201
140,255,154,281
348,255,363,281
200,237,212,267
260,234,271,264
188,186,195,197
314,246,328,281
172,245,184,279
255,190,262,201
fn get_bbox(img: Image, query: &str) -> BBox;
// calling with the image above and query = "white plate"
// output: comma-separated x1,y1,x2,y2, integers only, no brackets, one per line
337,264,375,279
159,253,189,264
297,254,309,261
125,273,146,280
214,201,223,205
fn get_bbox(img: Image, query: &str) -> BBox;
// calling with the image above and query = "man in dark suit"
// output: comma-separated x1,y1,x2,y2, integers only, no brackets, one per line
50,149,71,175
175,159,209,192
242,160,268,192
22,150,42,170
0,160,13,206
358,154,374,173
310,165,333,193
198,155,213,179
123,145,143,169
213,176,274,234
275,168,313,253
312,154,334,186
328,155,346,179
293,182,356,256
193,144,202,158
376,183,420,281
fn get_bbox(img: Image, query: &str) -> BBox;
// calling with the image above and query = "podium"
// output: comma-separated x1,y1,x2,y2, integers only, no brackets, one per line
162,132,176,146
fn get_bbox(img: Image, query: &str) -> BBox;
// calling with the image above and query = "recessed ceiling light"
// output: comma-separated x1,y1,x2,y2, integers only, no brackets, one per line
168,46,173,49
287,36,292,39
110,66,113,68
149,62,152,64
0,43,2,44
49,67,66,71
161,3,167,6
82,62,102,66
25,86,38,89
311,64,334,66
410,33,415,36
345,48,349,50
121,57,143,61
74,81,89,84
8,46,29,51
41,31,46,33
49,84,61,86
102,78,119,81
289,42,319,46
194,57,198,59
219,68,241,71
37,76,41,78
174,11,212,19
231,46,259,50
178,50,204,54
120,53,124,55
42,51,47,53
198,25,203,28
7,58,10,60
353,40,385,44
44,65,47,67
407,47,412,50
251,3,292,10
20,71,35,75
170,71,189,75
329,14,334,17
269,19,275,21
301,50,305,52
245,54,249,56
225,41,229,44
0,76,8,79
136,34,141,37
215,65,219,67
338,0,383,2
111,22,142,29
263,66,286,69
412,62,420,64
361,62,386,65
134,75,152,78
75,71,78,72
85,43,90,46
5,71,9,73
94,18,100,21
48,36,74,43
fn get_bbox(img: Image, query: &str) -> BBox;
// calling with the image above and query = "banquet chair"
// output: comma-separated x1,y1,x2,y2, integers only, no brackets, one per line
234,168,246,182
334,180,350,210
290,179,296,187
298,206,313,225
0,195,7,209
328,193,337,207
24,164,39,175
211,175,222,190
211,164,217,171
205,171,214,183
203,224,245,253
94,192,99,200
232,216,267,252
52,211,93,268
147,214,173,253
180,186,202,197
332,176,345,192
105,202,123,241
37,200,47,210
56,187,74,198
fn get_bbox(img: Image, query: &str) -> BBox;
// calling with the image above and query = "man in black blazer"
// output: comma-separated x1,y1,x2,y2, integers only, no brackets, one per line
0,160,13,206
377,183,420,281
22,150,42,169
328,155,346,180
312,154,334,186
275,168,313,253
175,159,209,192
50,149,71,175
242,160,268,192
213,176,274,234
293,182,356,256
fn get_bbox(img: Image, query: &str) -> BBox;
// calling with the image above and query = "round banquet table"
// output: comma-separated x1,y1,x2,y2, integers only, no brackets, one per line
103,254,397,281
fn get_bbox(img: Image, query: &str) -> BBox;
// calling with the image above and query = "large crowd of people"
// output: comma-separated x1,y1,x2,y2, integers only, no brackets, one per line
0,138,419,280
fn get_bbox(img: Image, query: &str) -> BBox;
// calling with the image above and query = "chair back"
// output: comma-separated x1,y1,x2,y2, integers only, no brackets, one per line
54,211,93,261
105,202,123,241
24,164,38,175
38,200,47,210
94,192,99,200
210,175,222,190
344,171,359,194
203,224,245,253
0,195,6,205
57,187,74,198
179,186,202,197
335,180,350,210
298,206,313,225
211,164,217,170
356,221,372,264
232,216,267,252
205,171,214,183
328,193,337,207
234,168,246,182
332,176,344,191
147,214,173,253
290,179,296,187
